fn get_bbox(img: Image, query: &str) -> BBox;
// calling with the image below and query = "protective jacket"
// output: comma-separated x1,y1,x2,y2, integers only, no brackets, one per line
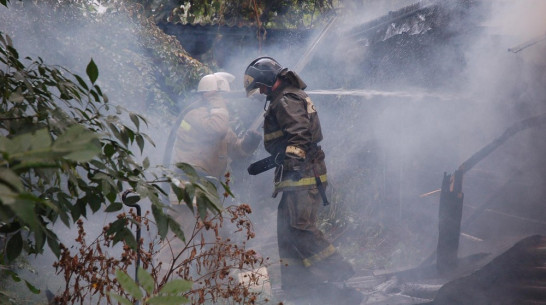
263,69,327,194
174,96,256,179
266,70,356,298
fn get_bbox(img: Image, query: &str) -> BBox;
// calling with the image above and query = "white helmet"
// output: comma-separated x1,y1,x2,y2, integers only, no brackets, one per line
197,72,235,92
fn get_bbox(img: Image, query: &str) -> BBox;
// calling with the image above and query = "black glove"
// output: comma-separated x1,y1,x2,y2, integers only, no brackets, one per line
242,130,262,152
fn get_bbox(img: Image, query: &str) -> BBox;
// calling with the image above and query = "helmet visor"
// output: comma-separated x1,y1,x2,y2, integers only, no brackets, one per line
246,87,260,97
244,74,257,96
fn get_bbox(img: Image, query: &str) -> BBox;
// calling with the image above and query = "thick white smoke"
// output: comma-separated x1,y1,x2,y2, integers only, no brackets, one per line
1,0,546,302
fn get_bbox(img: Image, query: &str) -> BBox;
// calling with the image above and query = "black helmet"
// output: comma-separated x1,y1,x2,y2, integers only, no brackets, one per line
243,57,283,96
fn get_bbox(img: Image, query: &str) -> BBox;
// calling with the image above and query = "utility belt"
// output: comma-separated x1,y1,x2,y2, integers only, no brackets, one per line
247,144,320,175
247,144,329,205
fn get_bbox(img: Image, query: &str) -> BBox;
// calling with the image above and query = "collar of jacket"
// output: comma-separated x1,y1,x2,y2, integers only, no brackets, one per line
267,69,307,101
278,69,307,90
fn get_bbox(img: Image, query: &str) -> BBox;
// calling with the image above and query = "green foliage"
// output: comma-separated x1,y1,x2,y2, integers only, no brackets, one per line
52,203,267,304
0,268,40,304
143,0,336,29
109,264,192,305
0,30,222,296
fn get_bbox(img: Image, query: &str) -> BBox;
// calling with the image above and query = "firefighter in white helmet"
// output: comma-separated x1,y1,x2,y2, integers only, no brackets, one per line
173,72,261,180
159,72,261,276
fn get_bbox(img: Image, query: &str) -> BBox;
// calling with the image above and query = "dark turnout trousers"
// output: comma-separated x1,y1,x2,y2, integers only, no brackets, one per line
277,189,356,299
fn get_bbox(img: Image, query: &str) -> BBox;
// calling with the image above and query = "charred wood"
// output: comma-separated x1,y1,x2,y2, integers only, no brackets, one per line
432,235,546,305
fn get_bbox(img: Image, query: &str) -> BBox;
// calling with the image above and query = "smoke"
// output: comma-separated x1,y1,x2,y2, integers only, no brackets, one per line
293,0,546,270
2,0,546,302
0,2,174,300
218,0,546,274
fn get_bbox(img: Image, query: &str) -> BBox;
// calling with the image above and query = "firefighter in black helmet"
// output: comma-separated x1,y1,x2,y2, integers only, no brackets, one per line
244,56,283,97
244,57,364,305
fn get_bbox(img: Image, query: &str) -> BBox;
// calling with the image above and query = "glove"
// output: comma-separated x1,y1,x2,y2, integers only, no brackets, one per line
242,129,262,152
283,155,305,180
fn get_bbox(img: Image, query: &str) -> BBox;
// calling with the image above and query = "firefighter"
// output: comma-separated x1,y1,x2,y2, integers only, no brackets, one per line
158,72,261,276
173,72,261,181
243,57,364,304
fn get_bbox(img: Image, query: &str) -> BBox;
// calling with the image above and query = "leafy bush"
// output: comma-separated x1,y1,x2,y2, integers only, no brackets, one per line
0,30,221,302
52,204,270,305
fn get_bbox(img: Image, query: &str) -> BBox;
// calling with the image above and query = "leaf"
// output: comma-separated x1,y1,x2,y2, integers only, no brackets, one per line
8,270,21,282
58,209,70,227
53,125,100,161
143,157,149,169
47,234,61,257
0,136,12,153
194,182,220,213
170,183,186,203
148,295,189,305
105,202,123,212
175,163,198,180
64,143,100,162
115,269,143,299
108,123,126,147
196,193,208,220
136,134,144,153
137,267,154,296
103,143,115,158
152,204,168,238
106,218,126,235
125,127,135,143
90,89,100,102
0,222,20,234
10,198,39,231
70,200,83,221
0,184,16,204
122,194,141,206
24,280,40,294
29,128,52,151
106,190,117,204
6,132,31,155
88,193,102,213
86,59,99,84
52,126,92,150
34,227,45,254
182,184,195,213
159,279,192,295
6,232,23,262
6,45,18,59
11,160,58,172
142,133,155,147
137,114,148,127
90,159,106,170
220,181,234,198
94,84,104,97
122,228,137,250
168,218,185,243
107,292,133,305
0,168,23,192
129,113,140,130
74,74,89,91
